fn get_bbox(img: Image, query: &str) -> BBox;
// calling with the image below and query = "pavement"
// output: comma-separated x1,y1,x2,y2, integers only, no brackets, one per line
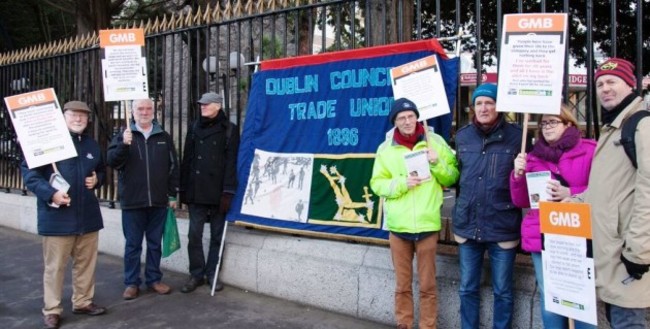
0,226,392,329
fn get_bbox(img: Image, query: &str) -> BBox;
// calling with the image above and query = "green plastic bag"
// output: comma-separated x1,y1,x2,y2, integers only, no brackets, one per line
162,208,180,257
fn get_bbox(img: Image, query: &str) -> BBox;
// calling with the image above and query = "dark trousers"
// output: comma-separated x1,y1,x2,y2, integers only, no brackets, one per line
187,204,225,280
122,207,166,287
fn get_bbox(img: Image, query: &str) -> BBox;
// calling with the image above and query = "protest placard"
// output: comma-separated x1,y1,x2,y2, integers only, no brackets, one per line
539,201,597,326
3,88,77,169
497,13,567,115
99,28,149,101
390,55,450,120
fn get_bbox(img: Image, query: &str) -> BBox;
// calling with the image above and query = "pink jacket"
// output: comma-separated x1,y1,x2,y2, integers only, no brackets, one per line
510,138,596,252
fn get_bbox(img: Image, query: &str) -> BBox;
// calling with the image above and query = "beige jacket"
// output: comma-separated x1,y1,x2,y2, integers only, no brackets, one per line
581,96,650,307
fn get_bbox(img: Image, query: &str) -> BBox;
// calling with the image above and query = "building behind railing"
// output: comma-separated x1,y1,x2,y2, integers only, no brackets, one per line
0,0,648,245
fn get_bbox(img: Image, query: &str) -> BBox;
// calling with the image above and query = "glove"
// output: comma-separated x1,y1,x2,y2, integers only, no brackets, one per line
219,193,234,214
620,254,650,280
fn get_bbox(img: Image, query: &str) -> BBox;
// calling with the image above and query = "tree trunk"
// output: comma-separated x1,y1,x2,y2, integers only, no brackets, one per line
297,10,316,55
75,0,112,35
367,0,387,46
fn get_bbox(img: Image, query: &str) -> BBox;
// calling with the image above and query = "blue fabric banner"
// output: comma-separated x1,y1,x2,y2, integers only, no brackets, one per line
227,39,459,242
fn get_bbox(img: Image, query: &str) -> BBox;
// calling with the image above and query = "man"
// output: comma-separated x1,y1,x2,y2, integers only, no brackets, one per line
370,98,458,329
570,58,650,328
452,83,522,329
21,101,106,329
180,92,239,293
107,98,179,300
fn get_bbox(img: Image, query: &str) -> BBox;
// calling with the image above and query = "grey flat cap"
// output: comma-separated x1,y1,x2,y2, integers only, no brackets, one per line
197,92,223,104
63,100,91,113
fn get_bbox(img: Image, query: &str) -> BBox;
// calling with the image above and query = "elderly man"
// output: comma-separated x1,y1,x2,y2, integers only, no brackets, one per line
452,83,522,329
180,92,239,293
107,98,179,300
370,98,458,329
570,58,650,328
22,101,106,329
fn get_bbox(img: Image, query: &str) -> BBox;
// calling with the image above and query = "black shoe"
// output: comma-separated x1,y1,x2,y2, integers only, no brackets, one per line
207,278,224,292
181,276,205,293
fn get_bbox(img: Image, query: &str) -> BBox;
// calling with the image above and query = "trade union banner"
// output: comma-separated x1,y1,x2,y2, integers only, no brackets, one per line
227,39,459,242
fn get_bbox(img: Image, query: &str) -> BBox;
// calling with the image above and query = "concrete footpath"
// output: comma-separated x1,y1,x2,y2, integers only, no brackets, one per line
0,226,391,329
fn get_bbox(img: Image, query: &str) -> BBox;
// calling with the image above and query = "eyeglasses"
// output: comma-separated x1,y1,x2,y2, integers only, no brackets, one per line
65,112,89,120
395,114,417,124
539,119,563,129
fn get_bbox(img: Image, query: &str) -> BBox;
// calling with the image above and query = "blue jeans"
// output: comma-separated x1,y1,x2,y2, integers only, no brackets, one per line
187,204,225,280
606,303,647,329
458,240,516,329
531,253,596,329
122,207,166,287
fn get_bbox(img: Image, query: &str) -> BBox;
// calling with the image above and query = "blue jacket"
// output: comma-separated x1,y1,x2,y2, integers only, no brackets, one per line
21,132,105,236
452,117,522,242
106,121,179,209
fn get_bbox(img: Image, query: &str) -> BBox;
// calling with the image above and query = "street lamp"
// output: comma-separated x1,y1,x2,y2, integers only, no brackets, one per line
201,57,219,81
201,52,245,117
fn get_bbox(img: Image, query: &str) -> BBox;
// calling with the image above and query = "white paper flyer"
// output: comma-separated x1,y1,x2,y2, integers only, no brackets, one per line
404,150,431,181
526,171,551,209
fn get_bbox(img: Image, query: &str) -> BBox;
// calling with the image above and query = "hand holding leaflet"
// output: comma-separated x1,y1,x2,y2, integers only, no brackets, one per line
48,172,70,208
404,149,431,182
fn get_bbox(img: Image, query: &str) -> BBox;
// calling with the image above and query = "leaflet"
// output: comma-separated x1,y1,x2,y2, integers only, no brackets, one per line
526,171,551,209
404,150,431,181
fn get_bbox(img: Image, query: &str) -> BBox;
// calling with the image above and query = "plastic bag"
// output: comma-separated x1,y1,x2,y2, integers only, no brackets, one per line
162,208,180,257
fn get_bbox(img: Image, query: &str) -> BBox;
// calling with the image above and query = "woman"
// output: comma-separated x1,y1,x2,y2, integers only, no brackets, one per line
510,105,596,329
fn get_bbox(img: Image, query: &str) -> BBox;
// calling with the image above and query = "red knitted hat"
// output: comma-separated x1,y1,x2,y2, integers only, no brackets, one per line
594,58,636,88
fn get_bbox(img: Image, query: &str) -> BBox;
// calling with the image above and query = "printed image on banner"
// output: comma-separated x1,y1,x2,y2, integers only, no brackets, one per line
228,39,458,242
241,150,314,222
309,156,381,227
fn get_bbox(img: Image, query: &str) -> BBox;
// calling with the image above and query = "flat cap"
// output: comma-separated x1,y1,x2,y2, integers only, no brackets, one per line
197,92,223,104
63,100,91,113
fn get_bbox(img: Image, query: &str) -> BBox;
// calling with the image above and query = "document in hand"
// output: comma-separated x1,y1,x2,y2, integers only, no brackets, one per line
48,172,70,208
525,171,551,209
404,150,431,181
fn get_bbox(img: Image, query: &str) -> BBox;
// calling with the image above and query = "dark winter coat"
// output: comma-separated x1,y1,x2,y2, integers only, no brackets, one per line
452,117,522,242
180,111,239,205
106,121,179,209
21,132,105,236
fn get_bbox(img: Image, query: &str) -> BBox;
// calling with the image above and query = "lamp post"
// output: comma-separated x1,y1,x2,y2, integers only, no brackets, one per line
201,55,229,111
201,52,245,121
201,57,219,81
228,51,246,124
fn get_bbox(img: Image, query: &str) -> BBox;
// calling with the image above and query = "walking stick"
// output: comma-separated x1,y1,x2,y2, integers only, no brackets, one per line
210,221,228,296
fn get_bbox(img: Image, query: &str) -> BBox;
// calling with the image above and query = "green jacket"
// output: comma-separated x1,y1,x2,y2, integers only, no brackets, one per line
370,127,459,233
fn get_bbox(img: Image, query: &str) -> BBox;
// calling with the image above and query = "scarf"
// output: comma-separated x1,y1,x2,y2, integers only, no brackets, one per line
601,92,637,125
199,111,223,128
531,126,581,163
393,122,425,150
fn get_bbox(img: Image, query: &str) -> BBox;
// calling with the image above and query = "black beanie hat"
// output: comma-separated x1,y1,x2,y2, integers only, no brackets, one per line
388,98,419,124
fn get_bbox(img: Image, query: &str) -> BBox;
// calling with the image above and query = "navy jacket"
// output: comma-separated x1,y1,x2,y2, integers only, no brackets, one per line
106,121,179,209
452,117,522,242
180,111,239,205
21,132,105,236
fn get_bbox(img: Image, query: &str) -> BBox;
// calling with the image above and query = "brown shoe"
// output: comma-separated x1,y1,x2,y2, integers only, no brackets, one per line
72,302,106,316
148,282,171,295
122,285,139,300
43,314,60,329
